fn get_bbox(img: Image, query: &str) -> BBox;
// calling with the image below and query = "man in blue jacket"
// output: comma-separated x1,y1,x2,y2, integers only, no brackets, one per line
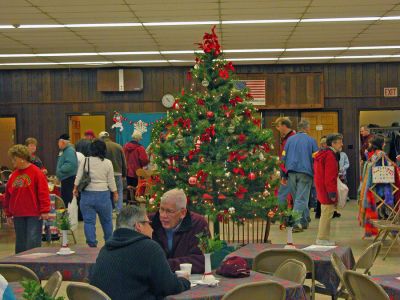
282,119,318,232
56,134,78,207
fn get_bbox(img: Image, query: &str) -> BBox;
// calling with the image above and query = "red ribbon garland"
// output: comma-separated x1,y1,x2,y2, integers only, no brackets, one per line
229,96,243,107
235,185,248,199
233,167,245,176
196,170,208,184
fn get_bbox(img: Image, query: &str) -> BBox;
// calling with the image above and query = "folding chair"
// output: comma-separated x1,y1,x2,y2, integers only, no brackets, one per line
67,283,111,300
253,248,315,300
222,281,286,300
343,270,389,300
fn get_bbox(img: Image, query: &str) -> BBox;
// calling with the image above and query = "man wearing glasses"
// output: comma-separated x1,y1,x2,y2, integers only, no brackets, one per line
150,188,209,274
90,206,190,300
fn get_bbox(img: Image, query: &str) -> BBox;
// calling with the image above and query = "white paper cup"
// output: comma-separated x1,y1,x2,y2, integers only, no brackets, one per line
175,270,188,278
180,263,192,276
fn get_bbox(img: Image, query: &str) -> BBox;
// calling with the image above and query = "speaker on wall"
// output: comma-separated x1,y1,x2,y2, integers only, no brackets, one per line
97,68,143,92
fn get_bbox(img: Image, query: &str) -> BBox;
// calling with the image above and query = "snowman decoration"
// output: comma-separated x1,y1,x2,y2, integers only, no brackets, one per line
111,111,124,132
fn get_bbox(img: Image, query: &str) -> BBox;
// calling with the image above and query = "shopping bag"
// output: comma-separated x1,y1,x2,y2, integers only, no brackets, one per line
68,196,79,231
372,156,395,183
337,177,349,209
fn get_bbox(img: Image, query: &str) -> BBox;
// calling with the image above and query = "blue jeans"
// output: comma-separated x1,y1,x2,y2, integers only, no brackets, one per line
80,191,113,247
288,172,313,227
114,176,123,213
278,183,291,207
13,217,43,254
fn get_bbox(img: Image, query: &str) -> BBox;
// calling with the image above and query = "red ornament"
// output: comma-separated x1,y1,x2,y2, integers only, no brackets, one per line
218,194,227,200
189,176,197,185
197,98,205,105
247,172,256,181
202,193,213,200
238,134,247,144
218,69,229,80
267,211,275,218
206,111,214,118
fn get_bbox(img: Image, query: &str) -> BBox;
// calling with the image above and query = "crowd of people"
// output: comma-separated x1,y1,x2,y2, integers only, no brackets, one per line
1,119,400,299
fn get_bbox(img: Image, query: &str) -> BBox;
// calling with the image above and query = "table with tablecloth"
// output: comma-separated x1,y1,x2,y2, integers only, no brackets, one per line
0,247,100,281
371,274,400,300
226,243,355,295
166,271,307,300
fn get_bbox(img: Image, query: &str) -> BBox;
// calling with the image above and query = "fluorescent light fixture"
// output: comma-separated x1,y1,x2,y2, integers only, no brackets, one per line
58,61,112,65
228,58,278,61
145,21,218,26
19,24,66,29
99,51,160,55
224,49,284,53
0,62,59,66
113,60,168,63
20,23,141,29
160,50,196,54
37,53,98,57
168,60,193,63
286,47,347,51
279,56,334,60
222,19,299,24
301,17,380,23
335,55,391,59
0,25,14,29
380,16,400,20
349,45,400,50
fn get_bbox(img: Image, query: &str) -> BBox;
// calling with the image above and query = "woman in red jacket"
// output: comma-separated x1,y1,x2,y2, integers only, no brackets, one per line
123,131,149,200
4,145,50,253
314,133,343,246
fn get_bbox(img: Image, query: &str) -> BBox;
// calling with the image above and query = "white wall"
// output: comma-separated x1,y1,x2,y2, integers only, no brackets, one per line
360,110,400,127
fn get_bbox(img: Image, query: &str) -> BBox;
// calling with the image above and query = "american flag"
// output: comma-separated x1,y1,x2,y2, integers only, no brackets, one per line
235,80,266,105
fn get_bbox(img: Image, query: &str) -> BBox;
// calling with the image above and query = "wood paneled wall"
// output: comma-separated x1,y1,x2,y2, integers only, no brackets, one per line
1,63,400,198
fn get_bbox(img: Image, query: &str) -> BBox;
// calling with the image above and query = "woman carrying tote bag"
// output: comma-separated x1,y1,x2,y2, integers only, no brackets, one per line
73,139,117,247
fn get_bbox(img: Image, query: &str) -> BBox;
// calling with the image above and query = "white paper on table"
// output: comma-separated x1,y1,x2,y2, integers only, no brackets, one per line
17,253,55,259
302,245,337,252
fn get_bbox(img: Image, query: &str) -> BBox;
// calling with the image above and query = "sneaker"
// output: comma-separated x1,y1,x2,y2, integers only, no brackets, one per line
315,214,321,219
332,211,341,218
316,239,336,246
292,224,304,233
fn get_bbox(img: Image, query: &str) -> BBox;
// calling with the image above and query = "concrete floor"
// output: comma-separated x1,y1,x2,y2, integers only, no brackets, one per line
0,201,399,299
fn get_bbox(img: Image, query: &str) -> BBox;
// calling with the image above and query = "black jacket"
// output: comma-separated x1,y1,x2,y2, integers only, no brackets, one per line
90,228,190,300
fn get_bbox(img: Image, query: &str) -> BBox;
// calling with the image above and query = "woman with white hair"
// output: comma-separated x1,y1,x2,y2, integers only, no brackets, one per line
123,131,149,199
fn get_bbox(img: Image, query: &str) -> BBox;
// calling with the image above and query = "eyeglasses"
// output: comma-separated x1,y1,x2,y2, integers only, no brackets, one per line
159,207,181,215
139,220,152,225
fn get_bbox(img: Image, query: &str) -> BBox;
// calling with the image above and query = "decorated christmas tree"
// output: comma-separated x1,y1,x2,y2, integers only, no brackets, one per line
150,27,280,223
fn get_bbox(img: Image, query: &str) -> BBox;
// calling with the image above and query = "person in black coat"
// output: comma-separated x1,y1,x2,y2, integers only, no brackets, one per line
90,206,190,300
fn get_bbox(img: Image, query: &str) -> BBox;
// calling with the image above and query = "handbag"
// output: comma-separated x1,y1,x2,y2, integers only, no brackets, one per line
77,157,91,192
372,156,395,183
337,177,349,209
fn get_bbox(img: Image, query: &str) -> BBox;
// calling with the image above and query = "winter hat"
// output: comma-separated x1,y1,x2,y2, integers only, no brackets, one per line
58,133,70,141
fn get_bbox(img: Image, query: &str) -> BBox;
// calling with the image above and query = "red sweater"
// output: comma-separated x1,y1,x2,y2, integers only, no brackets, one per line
313,148,339,205
4,164,50,217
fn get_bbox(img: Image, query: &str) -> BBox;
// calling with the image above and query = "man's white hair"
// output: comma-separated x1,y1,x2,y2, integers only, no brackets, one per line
160,188,187,209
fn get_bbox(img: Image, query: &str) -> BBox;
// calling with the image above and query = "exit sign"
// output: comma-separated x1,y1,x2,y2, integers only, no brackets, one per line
384,87,398,97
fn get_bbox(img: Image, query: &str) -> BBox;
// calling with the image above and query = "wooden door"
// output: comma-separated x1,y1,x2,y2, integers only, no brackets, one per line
69,116,81,145
300,112,339,144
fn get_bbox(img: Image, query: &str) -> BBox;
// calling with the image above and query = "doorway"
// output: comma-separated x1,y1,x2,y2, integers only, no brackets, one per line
68,115,106,145
359,110,400,160
301,111,339,143
0,117,17,169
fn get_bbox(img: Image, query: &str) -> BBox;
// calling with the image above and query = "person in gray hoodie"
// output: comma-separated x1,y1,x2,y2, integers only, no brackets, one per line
56,134,78,207
90,206,190,300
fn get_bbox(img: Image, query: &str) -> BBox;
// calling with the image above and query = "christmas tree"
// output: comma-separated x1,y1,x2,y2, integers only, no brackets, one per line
150,26,280,222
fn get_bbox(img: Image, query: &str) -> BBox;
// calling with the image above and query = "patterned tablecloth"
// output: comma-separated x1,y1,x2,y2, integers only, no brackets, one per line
0,247,100,281
226,243,355,295
371,274,400,300
166,271,307,300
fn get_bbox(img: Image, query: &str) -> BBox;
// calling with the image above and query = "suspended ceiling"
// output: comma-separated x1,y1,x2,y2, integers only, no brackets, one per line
1,0,400,68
